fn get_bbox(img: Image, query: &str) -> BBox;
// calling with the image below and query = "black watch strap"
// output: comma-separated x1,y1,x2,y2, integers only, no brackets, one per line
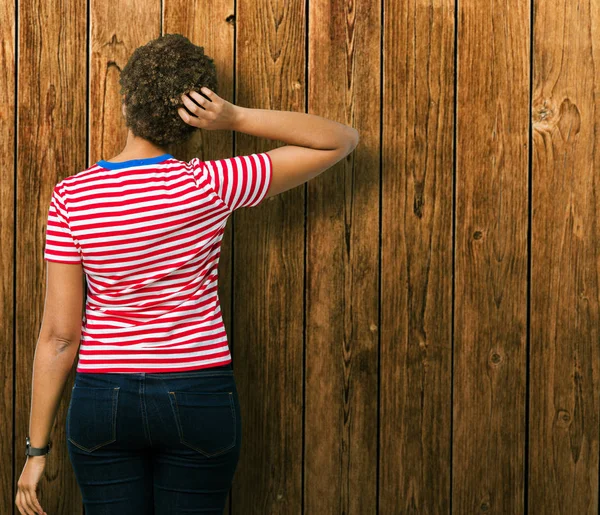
26,436,51,456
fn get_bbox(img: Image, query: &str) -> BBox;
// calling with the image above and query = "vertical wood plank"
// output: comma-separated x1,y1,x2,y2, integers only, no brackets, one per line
162,0,236,511
15,0,87,512
304,0,381,513
1,0,15,510
453,0,530,512
90,1,161,162
231,1,305,513
530,0,600,512
380,0,455,511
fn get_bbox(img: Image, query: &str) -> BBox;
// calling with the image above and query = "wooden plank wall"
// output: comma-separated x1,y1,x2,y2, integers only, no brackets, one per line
3,0,598,513
530,0,599,512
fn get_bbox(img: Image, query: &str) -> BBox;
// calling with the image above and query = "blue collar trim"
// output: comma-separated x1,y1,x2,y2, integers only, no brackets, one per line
97,153,174,170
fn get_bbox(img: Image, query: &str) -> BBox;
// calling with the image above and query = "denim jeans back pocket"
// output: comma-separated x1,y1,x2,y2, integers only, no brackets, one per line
168,390,236,457
67,386,120,453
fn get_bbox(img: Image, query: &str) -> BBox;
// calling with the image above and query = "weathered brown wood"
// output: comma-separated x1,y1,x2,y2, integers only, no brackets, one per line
90,1,161,163
1,0,15,511
15,0,87,512
304,0,381,513
380,0,455,512
9,0,600,512
231,1,305,513
453,0,530,512
529,0,600,512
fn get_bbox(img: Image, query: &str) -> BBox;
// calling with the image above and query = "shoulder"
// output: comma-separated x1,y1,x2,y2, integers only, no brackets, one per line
53,158,132,191
188,156,211,183
50,162,106,205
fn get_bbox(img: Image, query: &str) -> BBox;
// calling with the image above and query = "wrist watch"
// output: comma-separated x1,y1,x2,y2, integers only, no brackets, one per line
25,436,51,457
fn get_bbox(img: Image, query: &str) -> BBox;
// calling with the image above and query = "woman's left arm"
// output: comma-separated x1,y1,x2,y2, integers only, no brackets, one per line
28,260,84,447
16,260,84,515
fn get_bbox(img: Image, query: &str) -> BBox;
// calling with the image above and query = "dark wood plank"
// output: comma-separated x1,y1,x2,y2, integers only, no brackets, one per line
453,0,530,512
231,1,305,513
304,0,380,513
529,0,600,511
1,0,15,510
90,2,161,162
380,0,455,512
15,0,87,511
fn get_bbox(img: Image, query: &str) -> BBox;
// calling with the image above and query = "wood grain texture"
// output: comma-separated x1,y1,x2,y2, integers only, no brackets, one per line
529,0,600,512
231,1,305,513
380,0,455,512
7,0,600,512
1,0,15,511
453,0,530,512
90,0,161,162
15,0,87,512
305,0,380,513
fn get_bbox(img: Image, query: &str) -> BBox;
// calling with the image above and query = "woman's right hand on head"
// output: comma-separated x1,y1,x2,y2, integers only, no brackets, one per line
178,87,241,131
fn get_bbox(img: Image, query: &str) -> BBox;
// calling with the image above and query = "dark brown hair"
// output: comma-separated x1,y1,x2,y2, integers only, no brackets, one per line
119,33,218,146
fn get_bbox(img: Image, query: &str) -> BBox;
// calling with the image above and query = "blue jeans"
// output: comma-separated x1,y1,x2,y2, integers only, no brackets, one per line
66,363,241,514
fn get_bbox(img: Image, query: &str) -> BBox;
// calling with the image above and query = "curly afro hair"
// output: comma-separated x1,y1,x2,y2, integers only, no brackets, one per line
119,33,218,147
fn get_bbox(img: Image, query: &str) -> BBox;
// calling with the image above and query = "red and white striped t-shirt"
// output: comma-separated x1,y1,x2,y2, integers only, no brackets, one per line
44,152,272,374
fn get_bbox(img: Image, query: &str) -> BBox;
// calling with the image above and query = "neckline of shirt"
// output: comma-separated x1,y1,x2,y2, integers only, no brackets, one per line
96,153,175,170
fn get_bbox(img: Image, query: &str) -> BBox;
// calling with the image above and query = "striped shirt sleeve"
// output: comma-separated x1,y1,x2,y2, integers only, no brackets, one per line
44,185,82,264
201,152,272,211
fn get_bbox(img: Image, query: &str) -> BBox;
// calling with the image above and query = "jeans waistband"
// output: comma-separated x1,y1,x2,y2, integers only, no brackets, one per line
75,362,234,380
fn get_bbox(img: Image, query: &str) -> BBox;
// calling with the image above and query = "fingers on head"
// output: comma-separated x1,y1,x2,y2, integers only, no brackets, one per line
195,87,216,105
177,107,191,122
178,88,216,127
188,90,210,110
180,94,202,113
179,109,200,126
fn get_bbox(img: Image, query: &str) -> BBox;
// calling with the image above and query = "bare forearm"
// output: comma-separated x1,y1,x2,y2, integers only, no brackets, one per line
28,341,77,448
233,107,358,151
